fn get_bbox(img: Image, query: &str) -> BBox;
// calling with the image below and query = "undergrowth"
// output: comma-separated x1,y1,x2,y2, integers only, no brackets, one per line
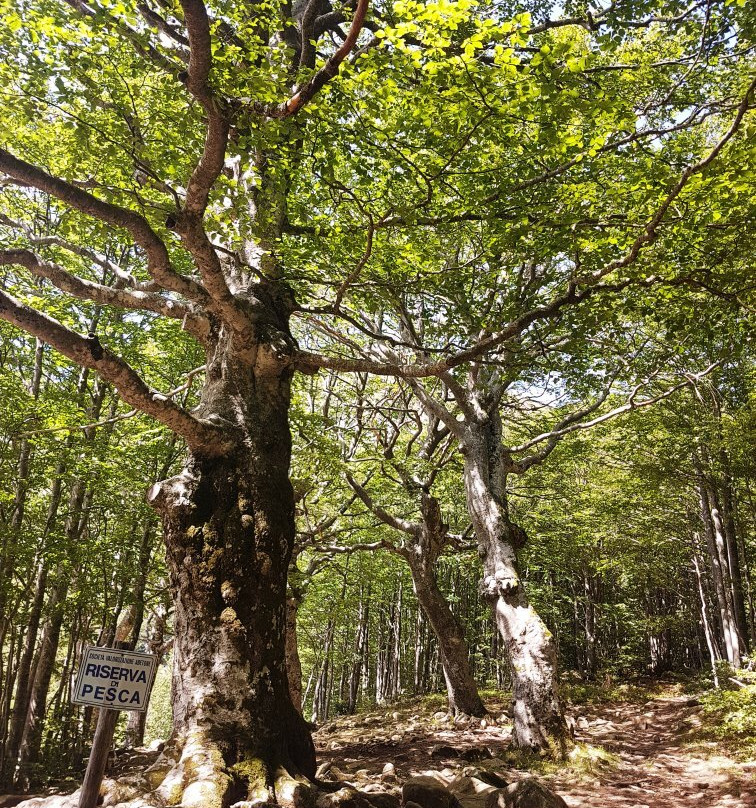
696,675,756,761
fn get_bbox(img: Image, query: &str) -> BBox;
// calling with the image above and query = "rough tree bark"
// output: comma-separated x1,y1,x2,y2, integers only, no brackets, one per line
285,595,304,716
145,300,316,806
405,495,486,717
348,477,486,717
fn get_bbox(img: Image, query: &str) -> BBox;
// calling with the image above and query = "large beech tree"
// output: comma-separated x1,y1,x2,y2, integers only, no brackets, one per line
0,0,377,800
0,0,753,801
281,0,753,755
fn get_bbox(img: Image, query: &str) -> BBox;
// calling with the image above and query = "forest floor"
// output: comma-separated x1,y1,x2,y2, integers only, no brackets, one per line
313,684,756,808
4,684,754,808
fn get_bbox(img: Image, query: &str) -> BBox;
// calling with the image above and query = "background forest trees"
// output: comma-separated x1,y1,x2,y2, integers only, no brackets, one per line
0,0,753,800
0,333,752,787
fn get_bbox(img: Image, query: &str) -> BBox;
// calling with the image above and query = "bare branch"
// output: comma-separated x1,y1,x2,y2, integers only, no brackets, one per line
345,472,419,536
510,362,722,472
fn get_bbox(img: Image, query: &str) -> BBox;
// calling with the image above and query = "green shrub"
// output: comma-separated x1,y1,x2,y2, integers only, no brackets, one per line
699,683,756,760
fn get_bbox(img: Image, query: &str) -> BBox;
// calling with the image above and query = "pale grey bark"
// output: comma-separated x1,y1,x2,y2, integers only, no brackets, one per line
461,413,570,755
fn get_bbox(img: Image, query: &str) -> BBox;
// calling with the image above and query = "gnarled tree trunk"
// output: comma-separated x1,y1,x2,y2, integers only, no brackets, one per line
406,494,485,717
463,421,570,758
144,305,315,808
409,562,486,716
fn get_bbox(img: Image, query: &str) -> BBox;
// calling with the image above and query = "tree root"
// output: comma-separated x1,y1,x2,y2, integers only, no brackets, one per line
14,733,322,808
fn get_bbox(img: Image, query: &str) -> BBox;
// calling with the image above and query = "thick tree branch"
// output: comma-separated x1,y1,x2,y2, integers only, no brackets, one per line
252,0,369,118
0,288,231,454
0,150,207,304
171,0,257,344
137,2,191,57
0,249,210,341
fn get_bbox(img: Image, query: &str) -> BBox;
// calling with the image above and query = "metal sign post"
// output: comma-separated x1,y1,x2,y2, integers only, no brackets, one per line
72,643,158,808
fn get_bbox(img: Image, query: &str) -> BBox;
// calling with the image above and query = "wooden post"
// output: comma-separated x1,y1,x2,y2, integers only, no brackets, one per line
78,641,128,808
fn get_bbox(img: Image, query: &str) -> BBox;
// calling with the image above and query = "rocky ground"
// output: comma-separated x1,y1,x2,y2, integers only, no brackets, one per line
4,688,754,808
311,691,755,808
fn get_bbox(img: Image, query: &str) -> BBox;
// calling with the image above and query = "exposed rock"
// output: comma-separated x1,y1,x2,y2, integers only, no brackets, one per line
459,748,493,763
433,712,449,722
364,792,401,808
402,777,461,808
457,795,491,808
430,745,461,760
446,776,477,795
461,769,508,789
382,763,396,776
417,771,453,786
316,786,373,808
485,779,567,808
13,795,80,808
481,758,507,769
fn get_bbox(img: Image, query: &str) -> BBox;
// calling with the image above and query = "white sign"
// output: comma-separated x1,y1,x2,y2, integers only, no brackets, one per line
72,646,158,713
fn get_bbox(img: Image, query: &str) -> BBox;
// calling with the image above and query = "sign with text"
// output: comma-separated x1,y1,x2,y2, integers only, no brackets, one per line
72,646,157,712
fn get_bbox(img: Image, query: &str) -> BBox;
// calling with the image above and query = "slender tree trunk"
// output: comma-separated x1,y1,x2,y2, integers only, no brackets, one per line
311,621,334,724
407,556,485,716
15,482,89,789
1,561,47,785
717,462,749,652
125,603,168,748
583,572,597,680
693,552,720,687
463,421,570,757
700,481,741,665
347,591,369,714
391,583,402,701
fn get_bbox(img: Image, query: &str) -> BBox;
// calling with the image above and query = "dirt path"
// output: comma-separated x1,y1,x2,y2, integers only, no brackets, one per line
554,696,755,808
314,694,755,808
